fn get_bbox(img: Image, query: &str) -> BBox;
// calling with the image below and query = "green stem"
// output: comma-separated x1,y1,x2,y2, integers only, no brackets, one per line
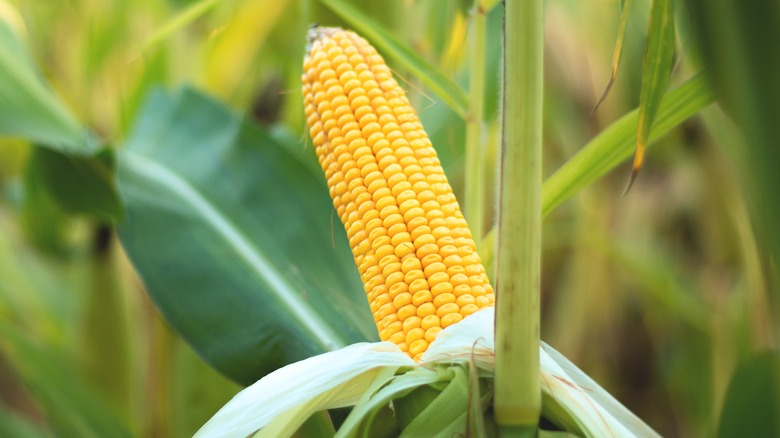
465,0,487,243
81,232,133,427
494,0,543,431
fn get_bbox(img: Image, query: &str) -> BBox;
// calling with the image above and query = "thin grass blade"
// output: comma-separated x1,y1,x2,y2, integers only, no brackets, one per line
591,0,633,115
626,0,676,192
133,0,219,57
542,72,714,217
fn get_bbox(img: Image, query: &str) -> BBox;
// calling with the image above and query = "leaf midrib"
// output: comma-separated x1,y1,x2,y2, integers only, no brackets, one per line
121,150,349,351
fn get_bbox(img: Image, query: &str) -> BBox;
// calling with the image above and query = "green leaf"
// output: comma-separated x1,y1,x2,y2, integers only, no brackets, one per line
626,0,676,191
0,17,94,154
538,431,580,438
293,412,336,438
27,147,124,222
336,366,402,438
401,366,471,437
117,87,377,385
716,352,780,438
542,71,714,218
20,151,73,253
317,0,469,118
0,322,131,437
338,368,446,437
467,351,488,438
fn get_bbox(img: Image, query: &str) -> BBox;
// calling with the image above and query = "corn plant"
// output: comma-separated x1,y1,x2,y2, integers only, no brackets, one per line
0,0,777,437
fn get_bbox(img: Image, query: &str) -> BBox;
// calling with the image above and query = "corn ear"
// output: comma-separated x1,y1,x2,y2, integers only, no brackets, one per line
302,27,494,360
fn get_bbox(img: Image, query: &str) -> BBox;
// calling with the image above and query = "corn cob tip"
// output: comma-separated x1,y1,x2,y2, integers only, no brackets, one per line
302,28,495,360
306,25,339,52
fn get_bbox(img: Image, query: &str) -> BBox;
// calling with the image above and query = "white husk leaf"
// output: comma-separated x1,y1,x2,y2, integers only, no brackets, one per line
197,308,659,438
421,306,495,368
425,308,660,438
539,342,662,438
195,342,415,438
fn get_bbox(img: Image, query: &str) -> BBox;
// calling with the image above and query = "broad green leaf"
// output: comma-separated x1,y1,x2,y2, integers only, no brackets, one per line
592,0,633,114
627,0,676,191
117,87,377,385
716,352,780,438
542,71,714,217
317,0,469,118
0,322,131,437
28,147,124,221
0,17,93,154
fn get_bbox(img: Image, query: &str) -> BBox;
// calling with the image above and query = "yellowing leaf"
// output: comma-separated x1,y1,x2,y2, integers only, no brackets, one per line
592,0,632,115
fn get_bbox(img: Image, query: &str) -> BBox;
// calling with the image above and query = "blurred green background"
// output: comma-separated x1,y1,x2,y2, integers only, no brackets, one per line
0,0,777,436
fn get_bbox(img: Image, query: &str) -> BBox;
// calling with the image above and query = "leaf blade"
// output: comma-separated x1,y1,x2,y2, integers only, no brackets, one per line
542,72,714,217
0,17,93,154
29,147,124,222
627,0,676,191
118,87,378,384
591,0,633,115
716,352,780,438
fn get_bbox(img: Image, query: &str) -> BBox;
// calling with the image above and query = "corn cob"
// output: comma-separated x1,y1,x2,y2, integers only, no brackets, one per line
302,27,494,360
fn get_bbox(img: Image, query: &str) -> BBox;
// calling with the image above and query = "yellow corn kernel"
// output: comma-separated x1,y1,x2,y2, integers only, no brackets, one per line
303,26,494,360
409,339,429,360
424,326,442,343
402,316,422,332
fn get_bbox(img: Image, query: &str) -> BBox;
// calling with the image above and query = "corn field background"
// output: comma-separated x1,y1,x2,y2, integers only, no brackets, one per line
0,0,778,437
